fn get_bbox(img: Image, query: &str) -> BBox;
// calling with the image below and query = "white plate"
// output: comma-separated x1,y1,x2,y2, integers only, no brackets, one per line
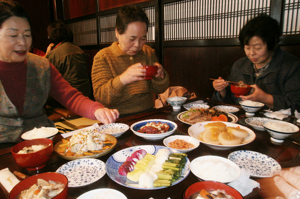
97,123,129,137
213,105,239,113
21,127,58,140
106,145,190,190
190,155,241,183
228,150,281,177
188,121,256,150
177,111,238,125
130,119,177,140
77,188,127,199
56,158,106,187
244,117,272,131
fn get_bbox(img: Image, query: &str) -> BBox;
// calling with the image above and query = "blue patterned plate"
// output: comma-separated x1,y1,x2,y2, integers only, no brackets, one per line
56,158,106,187
97,123,129,137
213,105,239,113
106,145,190,190
228,150,281,177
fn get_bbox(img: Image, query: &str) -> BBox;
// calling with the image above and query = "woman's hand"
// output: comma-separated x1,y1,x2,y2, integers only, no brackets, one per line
274,167,300,199
119,62,146,85
154,62,164,78
94,108,119,124
213,77,228,98
240,84,274,108
45,43,54,56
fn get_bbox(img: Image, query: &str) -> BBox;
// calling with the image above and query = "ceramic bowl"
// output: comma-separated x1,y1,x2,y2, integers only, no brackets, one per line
239,100,264,114
230,83,251,97
183,181,243,199
130,119,177,140
244,117,272,131
166,96,187,111
190,155,241,183
21,127,58,140
9,172,68,199
97,123,129,137
143,65,158,80
11,138,53,171
163,135,200,153
263,120,299,143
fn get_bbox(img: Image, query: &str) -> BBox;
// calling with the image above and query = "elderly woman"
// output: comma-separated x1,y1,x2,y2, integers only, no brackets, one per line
0,0,119,143
92,5,169,116
212,15,300,112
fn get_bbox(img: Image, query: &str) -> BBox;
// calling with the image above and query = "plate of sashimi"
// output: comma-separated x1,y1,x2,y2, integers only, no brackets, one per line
106,145,190,190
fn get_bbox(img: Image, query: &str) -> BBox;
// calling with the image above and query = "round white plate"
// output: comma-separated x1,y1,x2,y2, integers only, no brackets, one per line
56,158,106,187
21,127,58,140
188,121,256,150
177,111,238,125
77,188,127,199
228,150,281,177
106,145,190,190
213,105,239,113
97,123,129,137
244,117,272,131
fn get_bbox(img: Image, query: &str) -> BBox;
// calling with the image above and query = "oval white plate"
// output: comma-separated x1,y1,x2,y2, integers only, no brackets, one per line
98,123,129,137
21,127,58,140
77,188,127,199
213,105,239,113
245,117,272,131
188,121,256,150
190,155,241,183
228,150,281,177
56,158,106,187
106,145,190,190
177,111,238,125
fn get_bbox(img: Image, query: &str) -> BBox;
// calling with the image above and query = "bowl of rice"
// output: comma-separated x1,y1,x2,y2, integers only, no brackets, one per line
97,123,129,138
263,120,299,144
239,100,264,115
190,155,240,184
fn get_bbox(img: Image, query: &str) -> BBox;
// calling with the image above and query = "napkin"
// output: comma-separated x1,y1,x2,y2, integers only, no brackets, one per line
264,109,291,120
0,168,20,192
228,169,260,197
61,123,99,138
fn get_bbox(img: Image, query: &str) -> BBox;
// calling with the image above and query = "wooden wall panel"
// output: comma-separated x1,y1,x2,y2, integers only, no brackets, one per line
99,0,151,11
64,0,96,19
163,46,245,99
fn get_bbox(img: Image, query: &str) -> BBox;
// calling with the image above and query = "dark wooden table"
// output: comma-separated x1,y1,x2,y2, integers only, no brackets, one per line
1,98,300,199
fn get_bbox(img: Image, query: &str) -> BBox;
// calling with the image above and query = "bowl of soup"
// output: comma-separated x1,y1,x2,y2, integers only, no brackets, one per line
143,65,158,80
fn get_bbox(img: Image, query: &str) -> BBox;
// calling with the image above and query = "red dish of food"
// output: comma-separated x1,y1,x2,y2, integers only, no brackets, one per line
143,65,158,80
9,172,68,199
184,181,243,199
11,138,53,171
137,122,170,134
230,83,251,97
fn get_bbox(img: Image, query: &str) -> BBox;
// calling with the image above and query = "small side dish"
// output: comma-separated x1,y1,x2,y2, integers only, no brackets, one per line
168,139,195,150
163,135,199,153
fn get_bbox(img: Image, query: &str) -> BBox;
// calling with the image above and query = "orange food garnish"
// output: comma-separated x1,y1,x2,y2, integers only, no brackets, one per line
168,139,194,149
211,114,228,122
200,189,212,198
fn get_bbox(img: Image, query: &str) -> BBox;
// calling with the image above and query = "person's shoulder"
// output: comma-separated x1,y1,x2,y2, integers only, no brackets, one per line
27,53,50,67
95,42,117,58
142,44,155,53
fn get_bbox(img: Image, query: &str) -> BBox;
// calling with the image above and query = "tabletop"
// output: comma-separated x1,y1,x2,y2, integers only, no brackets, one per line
1,98,300,199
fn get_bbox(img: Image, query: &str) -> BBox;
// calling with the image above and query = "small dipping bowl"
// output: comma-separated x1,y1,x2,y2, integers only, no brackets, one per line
11,138,53,171
166,96,187,111
231,83,251,97
143,65,158,80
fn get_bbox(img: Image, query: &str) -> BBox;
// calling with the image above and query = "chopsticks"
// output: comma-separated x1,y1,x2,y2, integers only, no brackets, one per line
209,78,249,86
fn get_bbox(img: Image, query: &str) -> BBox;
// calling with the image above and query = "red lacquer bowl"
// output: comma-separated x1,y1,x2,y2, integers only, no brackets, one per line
143,65,158,80
230,83,251,97
184,181,243,199
9,172,68,199
11,138,53,171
